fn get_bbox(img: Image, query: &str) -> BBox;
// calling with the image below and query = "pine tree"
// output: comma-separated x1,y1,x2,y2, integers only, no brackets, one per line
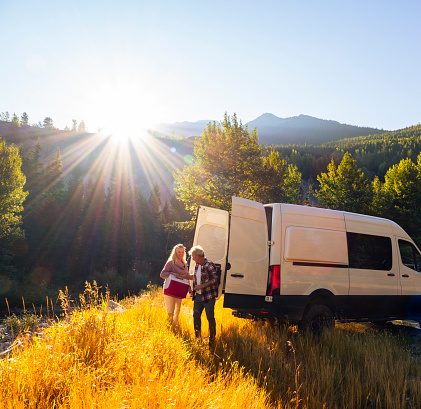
43,117,54,129
0,139,28,242
317,152,373,213
78,176,107,275
20,112,29,126
78,120,86,133
381,155,421,239
11,113,20,127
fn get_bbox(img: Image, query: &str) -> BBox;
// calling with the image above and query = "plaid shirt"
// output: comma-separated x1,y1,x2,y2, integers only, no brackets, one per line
193,258,219,303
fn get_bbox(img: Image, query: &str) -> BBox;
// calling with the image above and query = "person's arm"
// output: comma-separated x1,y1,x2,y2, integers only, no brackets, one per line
160,261,173,279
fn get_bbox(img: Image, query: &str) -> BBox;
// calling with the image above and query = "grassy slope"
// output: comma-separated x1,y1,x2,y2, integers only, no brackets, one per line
1,288,420,408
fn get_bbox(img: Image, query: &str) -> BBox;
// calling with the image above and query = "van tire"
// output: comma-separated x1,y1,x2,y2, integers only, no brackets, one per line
298,305,334,334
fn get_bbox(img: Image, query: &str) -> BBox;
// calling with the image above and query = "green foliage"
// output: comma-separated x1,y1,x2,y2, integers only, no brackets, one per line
20,112,29,126
0,138,28,242
316,152,373,213
11,113,20,127
275,124,421,183
257,150,303,204
42,116,54,129
380,154,421,239
4,312,42,333
174,113,302,214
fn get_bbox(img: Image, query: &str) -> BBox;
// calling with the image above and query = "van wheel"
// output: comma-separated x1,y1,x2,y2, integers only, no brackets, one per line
298,305,334,334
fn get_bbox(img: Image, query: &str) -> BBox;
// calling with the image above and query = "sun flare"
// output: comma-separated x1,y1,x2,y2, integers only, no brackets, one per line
82,73,161,142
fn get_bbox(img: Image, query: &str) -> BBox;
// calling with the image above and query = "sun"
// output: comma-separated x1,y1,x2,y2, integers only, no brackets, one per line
81,74,160,143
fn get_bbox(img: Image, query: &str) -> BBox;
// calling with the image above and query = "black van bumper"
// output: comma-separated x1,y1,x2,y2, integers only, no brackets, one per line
223,293,307,321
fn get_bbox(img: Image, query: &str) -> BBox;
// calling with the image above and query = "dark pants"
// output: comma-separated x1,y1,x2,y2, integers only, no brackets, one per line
193,294,216,344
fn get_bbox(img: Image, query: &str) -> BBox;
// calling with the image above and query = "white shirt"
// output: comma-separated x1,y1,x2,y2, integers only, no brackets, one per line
196,264,202,294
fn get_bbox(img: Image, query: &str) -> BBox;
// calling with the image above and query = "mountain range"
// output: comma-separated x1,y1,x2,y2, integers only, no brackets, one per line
153,113,385,145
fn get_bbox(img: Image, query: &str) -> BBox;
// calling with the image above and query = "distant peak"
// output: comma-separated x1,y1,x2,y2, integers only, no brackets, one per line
257,113,282,119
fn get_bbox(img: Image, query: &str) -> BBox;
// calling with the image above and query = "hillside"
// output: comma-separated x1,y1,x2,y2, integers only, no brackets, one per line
152,113,385,145
273,124,421,181
2,120,420,196
0,120,194,202
247,113,384,145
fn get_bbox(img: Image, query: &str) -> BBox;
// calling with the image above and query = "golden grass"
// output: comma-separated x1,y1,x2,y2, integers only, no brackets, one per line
1,287,420,408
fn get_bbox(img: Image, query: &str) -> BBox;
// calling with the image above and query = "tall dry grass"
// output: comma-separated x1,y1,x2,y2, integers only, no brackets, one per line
177,296,421,408
1,285,420,408
0,287,271,409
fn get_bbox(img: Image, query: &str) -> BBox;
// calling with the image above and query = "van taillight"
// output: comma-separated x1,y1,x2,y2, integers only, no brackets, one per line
267,265,280,296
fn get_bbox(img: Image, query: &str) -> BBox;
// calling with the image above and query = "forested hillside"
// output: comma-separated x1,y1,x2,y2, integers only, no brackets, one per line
274,124,421,181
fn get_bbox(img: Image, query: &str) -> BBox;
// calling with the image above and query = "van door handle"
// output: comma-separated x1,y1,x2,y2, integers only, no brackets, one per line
402,274,409,278
231,274,244,278
387,273,395,277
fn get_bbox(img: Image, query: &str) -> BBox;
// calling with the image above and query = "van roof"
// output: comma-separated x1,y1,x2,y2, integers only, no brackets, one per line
265,203,411,240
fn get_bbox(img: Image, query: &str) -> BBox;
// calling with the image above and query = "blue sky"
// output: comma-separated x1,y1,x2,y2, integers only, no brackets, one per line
1,0,420,133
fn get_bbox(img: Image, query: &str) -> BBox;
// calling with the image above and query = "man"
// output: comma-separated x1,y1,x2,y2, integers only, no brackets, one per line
187,245,219,348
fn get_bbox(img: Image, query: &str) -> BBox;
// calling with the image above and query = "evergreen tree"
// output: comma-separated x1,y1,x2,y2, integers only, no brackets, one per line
78,120,86,133
316,152,373,213
1,111,10,122
103,162,138,274
11,113,20,127
43,117,54,129
0,139,27,287
61,167,85,277
20,112,29,126
19,146,65,275
140,185,166,273
78,176,107,275
258,149,302,204
21,139,43,208
370,176,392,217
0,139,28,243
381,155,421,239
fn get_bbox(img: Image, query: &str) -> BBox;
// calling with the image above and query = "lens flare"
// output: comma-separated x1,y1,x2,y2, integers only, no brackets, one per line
183,154,193,164
29,267,52,287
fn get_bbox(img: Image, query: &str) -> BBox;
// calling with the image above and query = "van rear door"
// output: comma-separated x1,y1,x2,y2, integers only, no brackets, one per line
189,205,229,298
224,197,269,296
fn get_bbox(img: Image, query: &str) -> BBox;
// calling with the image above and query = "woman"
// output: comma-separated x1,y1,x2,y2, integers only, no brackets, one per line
160,243,189,328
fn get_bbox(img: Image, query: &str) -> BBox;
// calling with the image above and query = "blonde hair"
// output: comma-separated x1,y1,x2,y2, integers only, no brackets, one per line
188,245,205,258
168,243,187,264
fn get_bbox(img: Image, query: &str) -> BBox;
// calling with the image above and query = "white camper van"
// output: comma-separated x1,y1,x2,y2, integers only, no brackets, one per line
190,196,421,332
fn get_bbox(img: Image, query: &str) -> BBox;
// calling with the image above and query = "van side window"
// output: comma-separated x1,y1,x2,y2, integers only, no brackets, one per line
347,232,392,271
398,240,421,272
